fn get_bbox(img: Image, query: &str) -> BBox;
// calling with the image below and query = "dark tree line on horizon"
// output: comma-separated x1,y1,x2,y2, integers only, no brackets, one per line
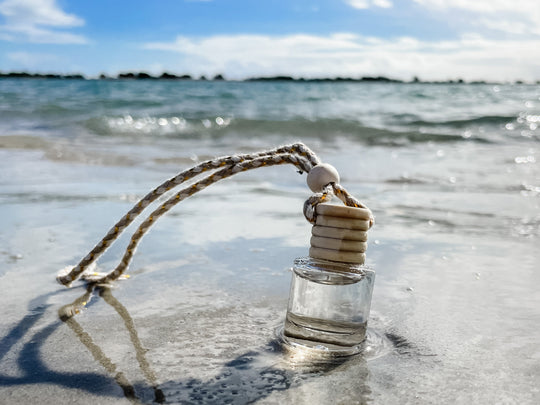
0,70,536,85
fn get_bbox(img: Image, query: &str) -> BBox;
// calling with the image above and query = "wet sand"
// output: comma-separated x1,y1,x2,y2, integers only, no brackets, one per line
1,134,539,404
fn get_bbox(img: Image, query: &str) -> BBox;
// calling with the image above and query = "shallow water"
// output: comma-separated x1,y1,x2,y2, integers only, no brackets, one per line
0,79,539,404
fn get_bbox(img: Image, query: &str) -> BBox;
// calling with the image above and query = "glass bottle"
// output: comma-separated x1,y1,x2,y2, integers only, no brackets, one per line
281,203,375,357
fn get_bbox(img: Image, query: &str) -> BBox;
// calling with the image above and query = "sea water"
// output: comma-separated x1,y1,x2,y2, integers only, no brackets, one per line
0,78,539,404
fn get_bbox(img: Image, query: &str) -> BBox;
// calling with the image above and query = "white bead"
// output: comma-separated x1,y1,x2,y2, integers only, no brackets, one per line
306,163,340,192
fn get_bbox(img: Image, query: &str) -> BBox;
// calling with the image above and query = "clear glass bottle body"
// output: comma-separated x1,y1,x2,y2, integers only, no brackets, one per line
282,257,375,356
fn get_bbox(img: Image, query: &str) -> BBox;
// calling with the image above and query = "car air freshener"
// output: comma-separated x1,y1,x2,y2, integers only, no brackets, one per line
55,143,374,358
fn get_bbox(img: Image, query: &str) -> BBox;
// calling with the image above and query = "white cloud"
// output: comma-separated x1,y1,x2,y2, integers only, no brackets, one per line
413,0,534,14
346,0,369,8
373,0,393,8
0,0,87,44
142,33,540,82
346,0,393,9
413,0,540,35
345,0,393,10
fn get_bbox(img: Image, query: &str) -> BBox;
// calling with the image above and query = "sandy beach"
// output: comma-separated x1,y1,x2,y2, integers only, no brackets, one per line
1,79,539,404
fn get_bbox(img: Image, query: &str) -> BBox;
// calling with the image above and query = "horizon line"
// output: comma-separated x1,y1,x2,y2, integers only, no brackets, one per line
1,70,539,85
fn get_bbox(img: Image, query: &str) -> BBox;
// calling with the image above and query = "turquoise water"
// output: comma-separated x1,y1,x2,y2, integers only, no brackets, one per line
0,79,539,404
1,79,538,143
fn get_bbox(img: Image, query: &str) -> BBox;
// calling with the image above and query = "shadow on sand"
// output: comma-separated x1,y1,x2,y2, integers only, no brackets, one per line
0,285,380,404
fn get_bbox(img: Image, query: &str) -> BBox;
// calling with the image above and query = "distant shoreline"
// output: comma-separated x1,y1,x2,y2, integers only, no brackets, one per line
0,71,537,85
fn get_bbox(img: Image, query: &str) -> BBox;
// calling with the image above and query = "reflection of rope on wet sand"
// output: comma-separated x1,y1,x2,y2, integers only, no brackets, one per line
59,287,165,404
58,288,373,404
56,142,372,287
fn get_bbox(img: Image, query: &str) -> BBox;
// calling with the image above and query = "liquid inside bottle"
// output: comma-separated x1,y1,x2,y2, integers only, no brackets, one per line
282,257,375,355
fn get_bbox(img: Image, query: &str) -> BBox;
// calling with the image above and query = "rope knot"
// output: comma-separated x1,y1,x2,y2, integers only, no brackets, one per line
303,180,373,227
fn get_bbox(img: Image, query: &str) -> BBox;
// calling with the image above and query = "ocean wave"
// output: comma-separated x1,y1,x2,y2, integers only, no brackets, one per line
83,115,489,145
405,115,516,128
33,103,77,115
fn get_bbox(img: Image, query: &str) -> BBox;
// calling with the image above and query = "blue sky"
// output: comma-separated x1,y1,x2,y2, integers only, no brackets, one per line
0,0,539,81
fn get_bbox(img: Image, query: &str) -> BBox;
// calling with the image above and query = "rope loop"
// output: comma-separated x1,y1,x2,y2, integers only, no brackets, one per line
56,142,370,287
57,143,318,286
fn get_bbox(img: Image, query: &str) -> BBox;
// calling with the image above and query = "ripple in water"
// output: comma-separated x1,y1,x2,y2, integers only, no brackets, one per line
275,326,393,371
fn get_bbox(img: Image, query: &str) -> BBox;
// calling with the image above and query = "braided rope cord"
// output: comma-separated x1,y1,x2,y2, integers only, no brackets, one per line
57,142,370,287
303,184,334,223
331,183,374,229
93,153,313,284
57,143,320,286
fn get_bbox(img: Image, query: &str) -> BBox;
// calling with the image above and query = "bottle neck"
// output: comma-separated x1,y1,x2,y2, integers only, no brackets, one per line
294,256,373,285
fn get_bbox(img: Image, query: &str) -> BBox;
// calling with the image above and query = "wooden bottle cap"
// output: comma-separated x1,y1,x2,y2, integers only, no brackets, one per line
310,236,367,252
315,215,371,231
312,225,368,241
309,247,366,264
309,204,372,264
315,204,372,220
